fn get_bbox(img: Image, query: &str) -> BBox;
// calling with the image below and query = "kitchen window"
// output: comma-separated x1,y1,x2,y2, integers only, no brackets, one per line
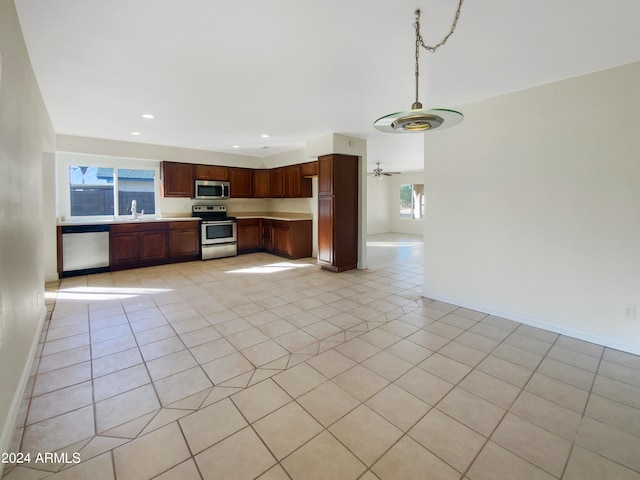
66,162,158,219
400,183,425,219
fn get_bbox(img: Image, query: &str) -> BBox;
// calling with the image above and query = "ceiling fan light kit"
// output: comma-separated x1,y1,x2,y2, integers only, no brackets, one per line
374,2,465,134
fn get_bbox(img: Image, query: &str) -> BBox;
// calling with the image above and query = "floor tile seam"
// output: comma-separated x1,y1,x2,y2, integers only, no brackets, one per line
554,338,605,360
547,344,607,366
244,420,300,476
21,399,95,432
267,415,368,474
567,445,640,478
30,369,95,400
579,344,606,420
478,333,591,478
404,422,486,477
570,420,640,474
581,393,640,436
122,308,187,423
601,348,640,370
459,376,566,479
538,355,601,382
565,348,640,450
592,367,640,391
172,417,206,480
411,315,557,478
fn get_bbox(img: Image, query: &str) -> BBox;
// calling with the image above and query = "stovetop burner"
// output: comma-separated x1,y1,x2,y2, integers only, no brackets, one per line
192,204,235,222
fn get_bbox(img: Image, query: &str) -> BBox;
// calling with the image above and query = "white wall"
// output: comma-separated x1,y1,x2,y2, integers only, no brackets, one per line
423,62,640,354
0,0,56,467
366,176,391,234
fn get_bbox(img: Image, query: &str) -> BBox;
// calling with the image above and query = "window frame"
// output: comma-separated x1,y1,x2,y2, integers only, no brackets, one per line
399,183,425,220
58,153,160,222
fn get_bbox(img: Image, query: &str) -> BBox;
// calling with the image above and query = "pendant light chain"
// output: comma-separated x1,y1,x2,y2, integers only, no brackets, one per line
413,0,465,107
415,0,465,54
373,2,465,133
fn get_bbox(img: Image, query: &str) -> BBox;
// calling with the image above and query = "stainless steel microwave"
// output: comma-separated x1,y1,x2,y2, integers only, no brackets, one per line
194,180,230,200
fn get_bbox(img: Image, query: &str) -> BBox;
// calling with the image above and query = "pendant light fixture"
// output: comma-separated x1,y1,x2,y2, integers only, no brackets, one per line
374,2,465,133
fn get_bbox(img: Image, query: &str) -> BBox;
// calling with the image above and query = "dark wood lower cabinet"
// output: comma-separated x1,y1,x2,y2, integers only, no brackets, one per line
110,221,199,270
237,218,312,259
237,218,262,254
168,221,200,261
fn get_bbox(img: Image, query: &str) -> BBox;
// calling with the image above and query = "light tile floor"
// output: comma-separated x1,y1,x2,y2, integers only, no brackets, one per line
4,233,640,479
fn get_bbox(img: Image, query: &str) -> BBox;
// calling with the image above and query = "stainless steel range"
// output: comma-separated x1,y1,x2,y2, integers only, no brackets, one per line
192,205,237,260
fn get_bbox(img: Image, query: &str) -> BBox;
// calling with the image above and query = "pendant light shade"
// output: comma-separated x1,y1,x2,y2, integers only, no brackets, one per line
374,106,463,133
374,5,465,134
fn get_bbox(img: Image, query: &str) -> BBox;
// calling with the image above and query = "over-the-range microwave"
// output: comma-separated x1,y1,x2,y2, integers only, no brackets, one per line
194,180,230,200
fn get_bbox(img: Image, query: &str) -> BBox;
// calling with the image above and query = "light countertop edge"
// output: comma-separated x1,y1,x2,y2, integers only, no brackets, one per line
232,212,313,221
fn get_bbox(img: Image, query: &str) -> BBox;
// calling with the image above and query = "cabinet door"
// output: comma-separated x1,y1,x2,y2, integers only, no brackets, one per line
110,232,141,267
141,230,168,262
271,222,289,255
237,219,261,253
252,170,271,198
195,165,229,181
283,165,301,198
270,168,283,198
317,156,333,195
229,167,252,197
168,222,200,260
262,219,272,250
300,161,318,177
317,196,334,266
287,220,312,259
161,162,194,198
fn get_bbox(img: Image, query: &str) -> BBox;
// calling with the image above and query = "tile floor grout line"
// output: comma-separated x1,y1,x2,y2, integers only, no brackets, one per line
458,326,559,479
10,241,640,479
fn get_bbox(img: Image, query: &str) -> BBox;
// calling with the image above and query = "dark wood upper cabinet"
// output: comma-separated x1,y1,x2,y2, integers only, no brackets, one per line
283,164,312,198
162,161,313,199
283,165,300,198
300,161,319,177
252,169,271,198
161,162,194,198
194,165,229,181
270,168,284,198
229,167,252,197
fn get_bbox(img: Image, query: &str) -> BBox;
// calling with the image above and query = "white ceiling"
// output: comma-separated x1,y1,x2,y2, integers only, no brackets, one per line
14,0,640,172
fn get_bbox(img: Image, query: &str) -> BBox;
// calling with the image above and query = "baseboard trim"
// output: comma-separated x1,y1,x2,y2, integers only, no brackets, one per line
423,290,640,356
0,309,45,477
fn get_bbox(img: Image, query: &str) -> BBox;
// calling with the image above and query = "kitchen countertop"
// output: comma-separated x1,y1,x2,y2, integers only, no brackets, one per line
57,216,199,226
232,212,313,221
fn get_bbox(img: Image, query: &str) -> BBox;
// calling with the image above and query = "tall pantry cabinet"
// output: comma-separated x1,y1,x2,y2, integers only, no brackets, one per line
317,154,358,272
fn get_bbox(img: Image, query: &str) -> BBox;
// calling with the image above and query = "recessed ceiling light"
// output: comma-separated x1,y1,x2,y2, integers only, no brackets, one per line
130,131,141,136
260,134,269,138
232,145,240,149
141,113,154,119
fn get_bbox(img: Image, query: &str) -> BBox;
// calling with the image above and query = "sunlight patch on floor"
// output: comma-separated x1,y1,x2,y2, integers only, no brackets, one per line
226,262,315,274
45,286,174,301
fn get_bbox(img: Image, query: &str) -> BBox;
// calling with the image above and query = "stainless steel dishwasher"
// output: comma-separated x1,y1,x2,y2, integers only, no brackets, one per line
60,224,111,276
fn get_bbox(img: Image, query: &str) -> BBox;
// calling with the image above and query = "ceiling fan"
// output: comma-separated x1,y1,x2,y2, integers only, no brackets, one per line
367,162,401,178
